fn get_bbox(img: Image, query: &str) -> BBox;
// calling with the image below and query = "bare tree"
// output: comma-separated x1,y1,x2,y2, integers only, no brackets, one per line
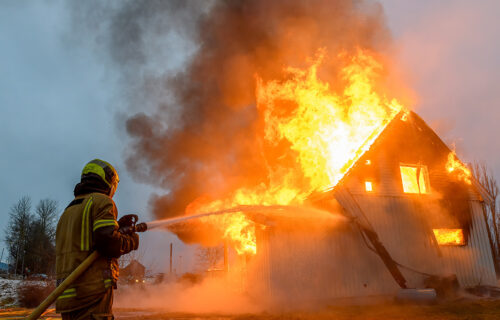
27,199,58,274
4,197,59,276
4,196,33,276
35,199,58,241
471,161,499,254
195,245,224,271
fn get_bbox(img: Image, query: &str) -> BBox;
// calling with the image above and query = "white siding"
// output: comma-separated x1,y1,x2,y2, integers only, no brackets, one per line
251,196,497,302
436,201,497,287
250,223,400,303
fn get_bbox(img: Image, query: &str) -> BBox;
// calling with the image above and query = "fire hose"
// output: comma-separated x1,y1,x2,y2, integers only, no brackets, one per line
27,218,148,320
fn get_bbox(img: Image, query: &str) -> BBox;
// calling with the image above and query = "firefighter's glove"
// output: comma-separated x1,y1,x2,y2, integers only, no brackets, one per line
118,214,139,234
118,214,138,228
131,232,139,251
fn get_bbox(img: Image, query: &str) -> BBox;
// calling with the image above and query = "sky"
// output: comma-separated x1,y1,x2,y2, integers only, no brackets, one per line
1,0,499,273
381,0,500,166
0,1,194,272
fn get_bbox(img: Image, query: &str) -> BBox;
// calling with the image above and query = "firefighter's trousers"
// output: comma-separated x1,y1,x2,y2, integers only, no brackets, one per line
61,288,113,320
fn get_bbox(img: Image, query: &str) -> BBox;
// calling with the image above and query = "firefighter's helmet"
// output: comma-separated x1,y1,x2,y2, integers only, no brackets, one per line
82,159,119,189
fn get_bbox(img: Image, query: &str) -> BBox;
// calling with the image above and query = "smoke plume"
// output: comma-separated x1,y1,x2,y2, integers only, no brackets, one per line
69,0,393,239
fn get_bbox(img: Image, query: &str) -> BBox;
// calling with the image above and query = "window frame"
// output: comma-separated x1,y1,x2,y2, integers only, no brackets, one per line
432,228,466,246
399,163,431,194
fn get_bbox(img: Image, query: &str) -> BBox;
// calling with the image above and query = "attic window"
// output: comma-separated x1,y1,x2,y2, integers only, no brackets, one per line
400,165,430,194
365,181,373,192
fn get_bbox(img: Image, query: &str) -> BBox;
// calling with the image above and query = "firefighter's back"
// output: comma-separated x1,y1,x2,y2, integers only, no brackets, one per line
56,193,116,315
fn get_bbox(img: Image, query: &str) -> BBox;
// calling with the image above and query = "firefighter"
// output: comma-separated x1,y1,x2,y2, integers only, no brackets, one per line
55,159,139,320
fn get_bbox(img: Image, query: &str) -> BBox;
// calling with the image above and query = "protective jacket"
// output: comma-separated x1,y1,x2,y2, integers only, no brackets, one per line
55,176,138,313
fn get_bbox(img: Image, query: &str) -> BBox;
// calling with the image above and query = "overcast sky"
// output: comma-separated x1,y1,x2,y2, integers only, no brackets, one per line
0,1,194,272
1,0,499,272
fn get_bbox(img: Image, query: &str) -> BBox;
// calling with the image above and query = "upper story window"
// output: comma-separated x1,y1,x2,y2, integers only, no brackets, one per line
400,164,430,194
365,181,373,192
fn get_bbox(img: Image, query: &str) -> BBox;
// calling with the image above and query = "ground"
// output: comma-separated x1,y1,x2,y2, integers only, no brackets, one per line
2,300,500,319
2,279,500,319
0,278,20,307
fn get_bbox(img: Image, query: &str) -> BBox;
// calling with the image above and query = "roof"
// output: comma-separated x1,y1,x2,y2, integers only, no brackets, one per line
122,259,146,277
311,110,489,204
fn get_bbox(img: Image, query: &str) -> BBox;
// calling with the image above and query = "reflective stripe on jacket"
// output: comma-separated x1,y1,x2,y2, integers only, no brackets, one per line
55,192,119,312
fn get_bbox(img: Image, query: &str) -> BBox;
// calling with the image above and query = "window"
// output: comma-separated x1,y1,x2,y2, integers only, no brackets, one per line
433,229,465,246
400,165,430,194
365,181,373,192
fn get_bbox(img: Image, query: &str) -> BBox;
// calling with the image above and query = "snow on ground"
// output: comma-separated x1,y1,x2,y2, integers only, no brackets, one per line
0,278,52,308
0,278,20,307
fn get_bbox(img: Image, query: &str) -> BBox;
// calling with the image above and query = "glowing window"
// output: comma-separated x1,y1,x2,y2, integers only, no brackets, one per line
400,165,430,194
365,181,373,192
433,229,465,246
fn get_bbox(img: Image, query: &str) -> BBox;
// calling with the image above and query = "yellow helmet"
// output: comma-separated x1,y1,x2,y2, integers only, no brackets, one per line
81,159,119,188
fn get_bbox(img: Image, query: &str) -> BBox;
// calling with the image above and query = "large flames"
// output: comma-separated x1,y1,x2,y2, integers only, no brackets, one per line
446,151,472,184
190,49,404,255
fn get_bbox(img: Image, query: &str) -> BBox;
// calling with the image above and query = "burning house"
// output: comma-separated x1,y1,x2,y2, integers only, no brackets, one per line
162,50,498,304
118,1,499,302
109,0,498,301
247,110,498,303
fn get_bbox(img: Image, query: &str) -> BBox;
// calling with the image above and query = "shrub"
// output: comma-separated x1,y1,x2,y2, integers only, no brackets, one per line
17,280,55,308
0,296,15,307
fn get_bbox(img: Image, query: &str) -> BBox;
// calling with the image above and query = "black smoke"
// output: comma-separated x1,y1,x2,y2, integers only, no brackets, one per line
68,0,392,226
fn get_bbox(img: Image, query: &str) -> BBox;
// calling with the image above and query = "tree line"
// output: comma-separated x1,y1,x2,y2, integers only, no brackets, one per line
3,196,58,276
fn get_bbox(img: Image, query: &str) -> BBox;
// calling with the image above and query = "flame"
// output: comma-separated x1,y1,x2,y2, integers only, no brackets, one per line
189,49,404,255
186,197,259,255
433,228,465,245
446,152,472,184
258,49,402,190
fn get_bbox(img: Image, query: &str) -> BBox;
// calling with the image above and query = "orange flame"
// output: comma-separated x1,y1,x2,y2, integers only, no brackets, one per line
433,228,465,245
190,49,404,255
446,152,472,184
257,49,402,191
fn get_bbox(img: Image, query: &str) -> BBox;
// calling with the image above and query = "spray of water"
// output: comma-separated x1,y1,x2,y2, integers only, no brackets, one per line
145,205,346,230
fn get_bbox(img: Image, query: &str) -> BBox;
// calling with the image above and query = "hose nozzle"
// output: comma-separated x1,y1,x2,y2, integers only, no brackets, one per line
135,222,148,233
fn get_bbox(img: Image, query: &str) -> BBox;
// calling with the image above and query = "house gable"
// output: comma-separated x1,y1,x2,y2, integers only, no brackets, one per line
338,111,473,199
324,111,480,243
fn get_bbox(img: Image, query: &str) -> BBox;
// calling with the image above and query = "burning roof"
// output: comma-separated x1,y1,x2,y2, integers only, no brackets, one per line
167,49,407,255
170,107,488,258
